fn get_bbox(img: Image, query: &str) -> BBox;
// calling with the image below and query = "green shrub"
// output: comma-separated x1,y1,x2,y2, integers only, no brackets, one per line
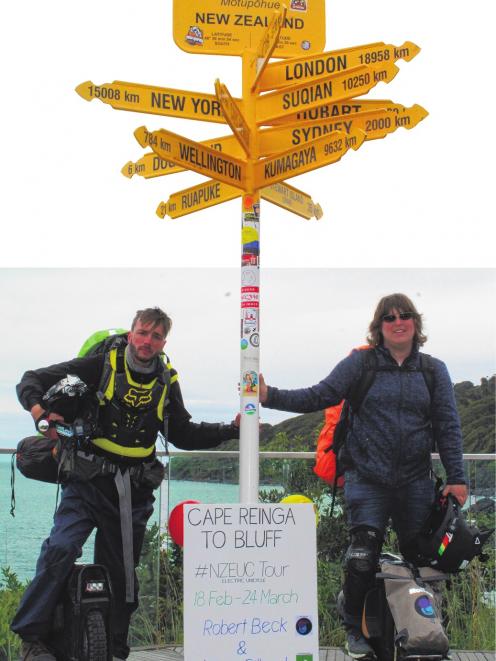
0,568,26,660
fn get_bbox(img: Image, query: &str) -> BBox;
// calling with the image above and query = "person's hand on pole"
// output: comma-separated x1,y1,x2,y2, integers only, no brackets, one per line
258,373,268,404
442,484,468,507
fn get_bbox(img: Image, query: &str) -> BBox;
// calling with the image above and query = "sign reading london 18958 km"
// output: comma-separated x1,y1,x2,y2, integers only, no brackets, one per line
172,0,325,57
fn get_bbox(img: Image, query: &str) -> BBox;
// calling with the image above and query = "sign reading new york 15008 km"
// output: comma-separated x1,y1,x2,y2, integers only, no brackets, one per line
173,0,325,57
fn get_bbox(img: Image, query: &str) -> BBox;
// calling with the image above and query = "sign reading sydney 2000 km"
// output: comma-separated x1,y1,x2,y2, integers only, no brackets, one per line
173,0,326,57
184,503,318,661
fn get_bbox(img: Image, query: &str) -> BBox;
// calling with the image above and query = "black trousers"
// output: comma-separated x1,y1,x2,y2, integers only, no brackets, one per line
11,479,155,659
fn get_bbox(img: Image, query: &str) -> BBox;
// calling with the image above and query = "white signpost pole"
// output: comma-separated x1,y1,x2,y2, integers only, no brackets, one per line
239,50,261,505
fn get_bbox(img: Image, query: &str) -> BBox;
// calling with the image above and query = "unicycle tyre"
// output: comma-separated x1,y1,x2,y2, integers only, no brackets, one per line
81,610,108,661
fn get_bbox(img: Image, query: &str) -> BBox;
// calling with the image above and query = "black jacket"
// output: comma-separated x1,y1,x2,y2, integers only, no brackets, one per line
17,353,239,456
263,345,465,487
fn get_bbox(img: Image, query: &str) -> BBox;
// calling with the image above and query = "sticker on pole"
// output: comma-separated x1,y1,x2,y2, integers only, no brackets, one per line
183,503,319,661
172,0,326,57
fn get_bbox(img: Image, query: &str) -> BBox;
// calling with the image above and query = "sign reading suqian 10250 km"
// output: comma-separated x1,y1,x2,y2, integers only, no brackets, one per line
172,0,326,57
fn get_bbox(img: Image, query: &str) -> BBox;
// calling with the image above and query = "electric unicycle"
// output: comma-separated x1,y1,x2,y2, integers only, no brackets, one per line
48,564,113,661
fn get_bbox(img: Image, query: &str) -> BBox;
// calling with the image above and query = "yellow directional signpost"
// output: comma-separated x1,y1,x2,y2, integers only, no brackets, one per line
76,80,232,124
76,4,427,513
156,179,322,220
255,62,398,124
257,40,420,91
134,126,247,188
261,181,322,220
257,105,428,154
156,179,241,219
122,134,244,179
215,80,251,155
253,128,365,189
250,7,287,90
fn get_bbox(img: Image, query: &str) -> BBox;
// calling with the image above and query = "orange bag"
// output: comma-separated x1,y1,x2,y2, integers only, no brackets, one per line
313,403,346,486
313,345,370,486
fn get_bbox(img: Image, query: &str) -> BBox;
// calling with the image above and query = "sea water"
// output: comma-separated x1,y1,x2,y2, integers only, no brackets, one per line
0,455,239,582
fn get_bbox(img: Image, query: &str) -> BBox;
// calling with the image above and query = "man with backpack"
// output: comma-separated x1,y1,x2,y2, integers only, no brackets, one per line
259,293,467,659
12,307,240,661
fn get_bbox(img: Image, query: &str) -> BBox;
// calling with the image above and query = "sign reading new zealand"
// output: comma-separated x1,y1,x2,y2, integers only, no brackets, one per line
173,0,326,57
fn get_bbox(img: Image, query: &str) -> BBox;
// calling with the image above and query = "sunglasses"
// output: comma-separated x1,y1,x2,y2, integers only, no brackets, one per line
382,312,415,323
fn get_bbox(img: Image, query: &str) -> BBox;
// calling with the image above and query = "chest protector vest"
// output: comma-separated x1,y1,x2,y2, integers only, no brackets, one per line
91,346,173,458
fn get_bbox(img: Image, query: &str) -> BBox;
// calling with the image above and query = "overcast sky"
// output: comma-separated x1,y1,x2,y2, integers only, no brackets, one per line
1,268,494,449
1,0,495,267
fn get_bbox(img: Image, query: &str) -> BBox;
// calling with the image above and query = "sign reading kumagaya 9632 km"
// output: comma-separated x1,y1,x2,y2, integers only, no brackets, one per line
184,503,318,661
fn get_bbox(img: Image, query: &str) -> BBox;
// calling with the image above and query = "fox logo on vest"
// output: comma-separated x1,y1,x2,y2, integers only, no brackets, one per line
123,388,153,407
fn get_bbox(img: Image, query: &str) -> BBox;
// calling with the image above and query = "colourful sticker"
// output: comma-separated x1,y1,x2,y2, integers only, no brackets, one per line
241,339,248,350
414,596,436,618
291,0,308,11
244,403,256,415
241,269,257,286
438,531,453,556
295,617,313,635
242,308,258,334
185,26,203,46
249,333,260,347
242,253,259,267
243,370,258,395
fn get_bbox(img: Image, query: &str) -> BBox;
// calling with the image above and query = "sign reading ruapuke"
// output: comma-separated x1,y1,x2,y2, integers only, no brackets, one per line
184,503,318,661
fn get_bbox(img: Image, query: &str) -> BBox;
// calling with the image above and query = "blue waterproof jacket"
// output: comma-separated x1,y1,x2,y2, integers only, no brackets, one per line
263,344,465,487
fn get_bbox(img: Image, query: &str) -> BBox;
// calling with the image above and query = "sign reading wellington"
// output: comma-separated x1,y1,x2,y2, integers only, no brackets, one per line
184,503,319,661
134,126,247,189
173,0,326,57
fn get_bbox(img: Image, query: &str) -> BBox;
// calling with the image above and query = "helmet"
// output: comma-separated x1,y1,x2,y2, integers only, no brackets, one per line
42,375,95,423
415,492,493,573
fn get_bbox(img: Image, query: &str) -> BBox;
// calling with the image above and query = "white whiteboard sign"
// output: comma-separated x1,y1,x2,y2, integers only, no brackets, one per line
184,503,318,661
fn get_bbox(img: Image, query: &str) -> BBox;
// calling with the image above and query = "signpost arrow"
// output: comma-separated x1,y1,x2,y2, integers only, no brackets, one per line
264,98,428,126
250,7,286,92
156,179,323,220
257,40,420,91
257,105,428,154
75,80,237,124
256,63,398,124
134,126,247,188
215,80,251,155
261,182,322,220
122,134,243,179
253,128,365,189
156,179,241,218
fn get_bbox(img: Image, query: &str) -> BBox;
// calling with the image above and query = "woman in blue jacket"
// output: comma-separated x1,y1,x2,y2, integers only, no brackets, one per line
259,293,467,659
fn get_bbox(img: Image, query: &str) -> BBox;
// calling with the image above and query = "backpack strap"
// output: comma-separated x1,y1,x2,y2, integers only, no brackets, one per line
347,349,378,413
418,352,435,400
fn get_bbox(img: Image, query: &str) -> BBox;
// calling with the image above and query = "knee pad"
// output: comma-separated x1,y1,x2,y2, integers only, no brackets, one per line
345,527,381,576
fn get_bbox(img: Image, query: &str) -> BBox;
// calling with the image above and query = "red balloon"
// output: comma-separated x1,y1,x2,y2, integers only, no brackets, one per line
168,500,200,546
